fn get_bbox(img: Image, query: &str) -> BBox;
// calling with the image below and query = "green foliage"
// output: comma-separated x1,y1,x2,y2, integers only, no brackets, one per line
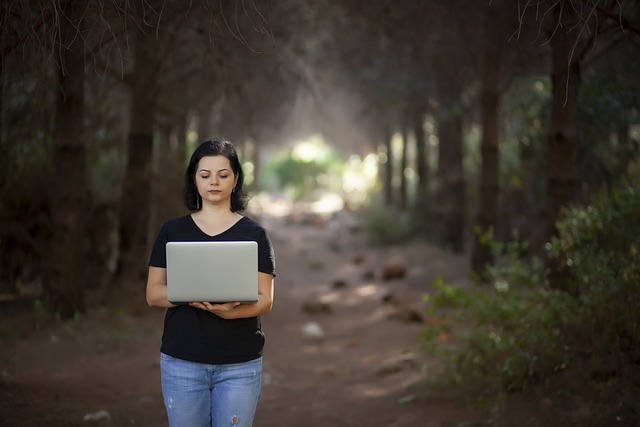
422,276,577,403
0,134,53,291
497,77,551,235
476,227,548,288
268,156,328,200
578,41,640,188
358,194,414,245
261,141,345,201
548,180,640,354
421,179,640,413
87,145,127,204
500,77,551,192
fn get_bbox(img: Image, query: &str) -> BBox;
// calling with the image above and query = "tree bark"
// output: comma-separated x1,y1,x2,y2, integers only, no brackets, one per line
47,1,87,318
436,80,465,253
118,33,160,280
412,105,431,236
547,4,580,288
383,126,393,206
0,48,3,147
413,106,428,200
471,9,502,280
399,127,409,210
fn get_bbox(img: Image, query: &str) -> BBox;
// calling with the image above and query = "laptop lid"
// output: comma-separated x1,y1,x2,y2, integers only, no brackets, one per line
166,241,258,304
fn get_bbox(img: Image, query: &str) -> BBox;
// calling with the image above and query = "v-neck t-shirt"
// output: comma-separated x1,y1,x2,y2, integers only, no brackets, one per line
148,214,276,364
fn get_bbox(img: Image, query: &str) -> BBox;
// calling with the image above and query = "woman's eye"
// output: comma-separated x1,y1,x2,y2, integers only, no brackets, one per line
200,175,210,180
220,175,229,179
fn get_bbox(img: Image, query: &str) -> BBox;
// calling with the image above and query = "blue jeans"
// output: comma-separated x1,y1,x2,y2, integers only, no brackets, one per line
160,353,262,427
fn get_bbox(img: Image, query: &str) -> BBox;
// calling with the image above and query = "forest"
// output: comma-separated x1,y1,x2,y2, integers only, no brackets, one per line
1,1,639,426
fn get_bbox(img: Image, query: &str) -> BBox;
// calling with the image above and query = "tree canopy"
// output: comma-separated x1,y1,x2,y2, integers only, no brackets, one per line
1,0,639,316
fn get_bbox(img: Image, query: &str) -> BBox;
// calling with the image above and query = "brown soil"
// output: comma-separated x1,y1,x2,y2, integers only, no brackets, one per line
0,206,608,427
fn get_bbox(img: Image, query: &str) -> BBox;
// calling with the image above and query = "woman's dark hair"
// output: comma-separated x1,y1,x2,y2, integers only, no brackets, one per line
184,138,248,212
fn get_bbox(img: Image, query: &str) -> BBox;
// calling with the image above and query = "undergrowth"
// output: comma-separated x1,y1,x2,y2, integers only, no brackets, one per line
359,195,415,245
420,178,640,423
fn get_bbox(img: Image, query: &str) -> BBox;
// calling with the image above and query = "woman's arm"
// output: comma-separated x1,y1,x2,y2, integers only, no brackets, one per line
190,272,275,319
146,266,177,308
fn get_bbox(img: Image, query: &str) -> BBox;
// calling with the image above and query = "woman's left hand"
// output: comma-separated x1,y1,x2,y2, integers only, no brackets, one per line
190,301,241,317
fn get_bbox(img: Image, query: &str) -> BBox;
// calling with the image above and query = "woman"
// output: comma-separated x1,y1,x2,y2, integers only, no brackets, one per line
146,138,276,427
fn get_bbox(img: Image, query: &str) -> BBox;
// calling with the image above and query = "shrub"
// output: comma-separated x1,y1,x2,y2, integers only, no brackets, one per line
422,275,578,403
548,179,640,372
476,227,548,288
359,194,415,245
421,178,640,419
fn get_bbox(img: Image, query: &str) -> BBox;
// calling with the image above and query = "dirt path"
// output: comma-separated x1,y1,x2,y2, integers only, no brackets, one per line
254,210,481,427
0,208,495,427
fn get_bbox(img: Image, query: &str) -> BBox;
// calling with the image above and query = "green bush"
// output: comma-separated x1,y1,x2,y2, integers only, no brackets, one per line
421,178,640,416
422,275,578,403
548,179,640,361
476,227,548,288
260,141,345,201
359,194,415,245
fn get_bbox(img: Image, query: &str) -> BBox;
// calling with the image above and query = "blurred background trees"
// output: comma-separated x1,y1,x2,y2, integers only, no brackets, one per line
1,1,639,419
1,0,638,322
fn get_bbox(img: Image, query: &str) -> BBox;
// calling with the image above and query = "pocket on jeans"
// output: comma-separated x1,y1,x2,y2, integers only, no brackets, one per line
160,352,175,361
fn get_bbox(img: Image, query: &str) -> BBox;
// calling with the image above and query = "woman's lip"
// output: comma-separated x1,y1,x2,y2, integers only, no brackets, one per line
208,190,221,193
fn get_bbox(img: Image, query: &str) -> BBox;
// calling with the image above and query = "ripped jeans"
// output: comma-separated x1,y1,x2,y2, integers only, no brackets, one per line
160,353,262,427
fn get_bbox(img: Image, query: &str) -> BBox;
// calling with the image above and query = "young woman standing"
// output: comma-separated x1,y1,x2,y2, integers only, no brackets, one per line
146,138,276,427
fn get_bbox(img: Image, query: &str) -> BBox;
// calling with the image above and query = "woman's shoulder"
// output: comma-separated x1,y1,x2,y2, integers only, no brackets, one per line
163,214,191,225
160,214,194,231
238,214,260,226
236,215,266,231
233,215,271,238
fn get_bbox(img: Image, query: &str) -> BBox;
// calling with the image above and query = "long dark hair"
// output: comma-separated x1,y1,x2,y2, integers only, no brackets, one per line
183,138,248,212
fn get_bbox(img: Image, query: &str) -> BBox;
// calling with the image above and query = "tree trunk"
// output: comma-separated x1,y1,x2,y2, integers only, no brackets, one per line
471,11,501,280
399,127,409,210
546,4,580,288
383,126,393,206
436,82,465,253
0,50,3,147
118,34,160,280
413,106,431,236
176,113,187,162
413,107,428,199
47,1,87,318
153,123,173,228
250,138,262,191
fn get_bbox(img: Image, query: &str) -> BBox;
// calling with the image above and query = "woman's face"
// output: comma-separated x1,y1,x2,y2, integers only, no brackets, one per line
195,155,237,207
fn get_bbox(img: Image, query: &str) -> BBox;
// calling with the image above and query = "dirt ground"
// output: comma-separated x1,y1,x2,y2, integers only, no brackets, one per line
0,204,610,427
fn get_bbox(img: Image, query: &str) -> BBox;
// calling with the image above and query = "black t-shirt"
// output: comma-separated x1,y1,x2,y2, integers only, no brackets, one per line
148,214,276,364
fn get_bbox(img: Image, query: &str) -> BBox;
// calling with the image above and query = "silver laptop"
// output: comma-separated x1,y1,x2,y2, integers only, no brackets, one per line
166,241,259,304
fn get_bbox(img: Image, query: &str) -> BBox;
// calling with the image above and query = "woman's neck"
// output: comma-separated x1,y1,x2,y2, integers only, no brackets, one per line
191,207,242,236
